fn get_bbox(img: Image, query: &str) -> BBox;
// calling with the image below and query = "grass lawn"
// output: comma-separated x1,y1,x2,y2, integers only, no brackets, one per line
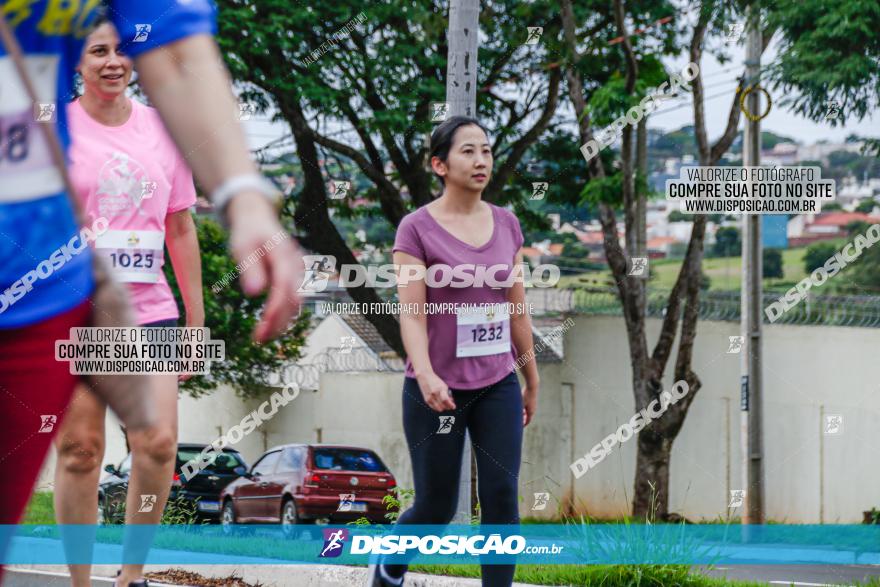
558,244,844,293
22,491,55,525
24,497,879,586
412,563,768,586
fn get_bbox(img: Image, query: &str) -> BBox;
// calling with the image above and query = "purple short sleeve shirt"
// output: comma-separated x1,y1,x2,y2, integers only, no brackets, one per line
392,203,525,390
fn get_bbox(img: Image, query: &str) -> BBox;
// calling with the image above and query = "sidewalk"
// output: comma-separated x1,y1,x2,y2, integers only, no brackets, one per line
3,565,542,586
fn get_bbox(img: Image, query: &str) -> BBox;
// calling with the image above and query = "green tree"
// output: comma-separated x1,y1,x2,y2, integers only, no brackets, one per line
767,0,880,124
558,240,602,272
164,218,309,399
712,226,742,258
855,199,878,214
215,0,563,356
803,241,839,273
763,248,784,279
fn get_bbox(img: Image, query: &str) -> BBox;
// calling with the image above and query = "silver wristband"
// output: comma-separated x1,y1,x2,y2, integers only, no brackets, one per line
211,174,281,228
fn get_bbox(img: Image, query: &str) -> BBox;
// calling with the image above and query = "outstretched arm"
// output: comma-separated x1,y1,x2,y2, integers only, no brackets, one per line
134,35,302,341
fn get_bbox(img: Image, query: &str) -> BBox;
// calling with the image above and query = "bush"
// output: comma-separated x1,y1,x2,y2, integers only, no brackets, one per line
763,248,784,279
803,241,838,273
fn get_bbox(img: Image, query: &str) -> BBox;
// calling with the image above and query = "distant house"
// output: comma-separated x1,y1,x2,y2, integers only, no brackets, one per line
647,236,678,258
788,211,880,246
522,243,564,266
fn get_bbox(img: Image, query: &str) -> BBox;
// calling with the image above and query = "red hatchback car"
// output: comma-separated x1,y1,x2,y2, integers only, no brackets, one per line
220,444,398,530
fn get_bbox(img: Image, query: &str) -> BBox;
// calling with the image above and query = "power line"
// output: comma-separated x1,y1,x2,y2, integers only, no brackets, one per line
650,87,741,117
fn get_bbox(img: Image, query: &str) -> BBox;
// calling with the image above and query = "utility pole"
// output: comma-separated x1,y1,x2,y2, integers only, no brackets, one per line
445,0,479,523
740,5,765,525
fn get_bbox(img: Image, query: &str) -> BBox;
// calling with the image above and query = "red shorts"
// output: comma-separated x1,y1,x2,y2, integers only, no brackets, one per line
0,300,90,575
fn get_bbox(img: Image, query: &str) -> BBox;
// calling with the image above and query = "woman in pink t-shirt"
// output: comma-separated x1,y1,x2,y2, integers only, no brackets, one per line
370,117,540,587
55,20,204,587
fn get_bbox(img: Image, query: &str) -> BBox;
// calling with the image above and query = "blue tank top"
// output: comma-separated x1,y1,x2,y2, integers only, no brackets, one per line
0,0,215,328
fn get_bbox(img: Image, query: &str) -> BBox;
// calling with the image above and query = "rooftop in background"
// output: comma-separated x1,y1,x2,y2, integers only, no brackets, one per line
809,211,880,227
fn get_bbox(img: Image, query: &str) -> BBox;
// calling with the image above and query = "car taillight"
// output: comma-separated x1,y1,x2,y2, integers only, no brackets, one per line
387,477,397,489
305,472,320,487
171,472,181,488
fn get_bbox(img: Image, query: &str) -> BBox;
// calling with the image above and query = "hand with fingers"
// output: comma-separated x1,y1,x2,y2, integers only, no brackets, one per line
226,192,304,342
416,371,456,412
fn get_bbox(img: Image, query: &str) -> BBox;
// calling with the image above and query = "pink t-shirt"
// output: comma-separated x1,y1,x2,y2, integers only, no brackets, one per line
67,98,197,325
392,203,525,390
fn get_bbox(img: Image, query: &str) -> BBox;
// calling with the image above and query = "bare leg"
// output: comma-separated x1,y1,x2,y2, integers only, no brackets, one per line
53,385,107,587
116,374,178,586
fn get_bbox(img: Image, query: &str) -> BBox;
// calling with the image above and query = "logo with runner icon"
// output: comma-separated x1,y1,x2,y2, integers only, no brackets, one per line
530,182,548,200
38,415,57,433
329,180,350,200
298,255,337,293
525,27,543,45
532,492,550,511
127,232,141,247
431,102,450,122
436,416,455,434
337,494,356,512
141,181,157,200
138,494,157,513
133,24,151,43
34,103,56,123
319,528,349,558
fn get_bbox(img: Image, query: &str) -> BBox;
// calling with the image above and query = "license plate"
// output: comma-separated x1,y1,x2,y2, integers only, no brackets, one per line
198,501,220,512
350,502,367,512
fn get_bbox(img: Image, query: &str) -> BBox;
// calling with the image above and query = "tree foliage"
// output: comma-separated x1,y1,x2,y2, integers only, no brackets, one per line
767,0,880,124
803,240,838,274
164,217,309,399
711,226,742,258
763,248,784,279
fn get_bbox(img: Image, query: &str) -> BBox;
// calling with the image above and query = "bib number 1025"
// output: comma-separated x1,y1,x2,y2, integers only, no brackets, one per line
471,323,503,343
110,252,155,269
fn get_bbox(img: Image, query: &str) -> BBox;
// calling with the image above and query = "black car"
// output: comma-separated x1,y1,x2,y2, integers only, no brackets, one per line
98,443,248,523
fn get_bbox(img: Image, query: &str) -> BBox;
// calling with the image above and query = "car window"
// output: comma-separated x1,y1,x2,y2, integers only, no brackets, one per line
252,451,282,475
312,449,387,472
175,448,246,473
118,453,132,475
277,448,304,473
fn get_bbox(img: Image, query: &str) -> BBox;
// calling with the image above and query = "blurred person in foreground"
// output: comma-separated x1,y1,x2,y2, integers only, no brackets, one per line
0,2,303,585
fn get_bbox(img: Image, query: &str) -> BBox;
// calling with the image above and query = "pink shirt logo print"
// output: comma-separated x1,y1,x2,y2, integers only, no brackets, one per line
95,151,153,217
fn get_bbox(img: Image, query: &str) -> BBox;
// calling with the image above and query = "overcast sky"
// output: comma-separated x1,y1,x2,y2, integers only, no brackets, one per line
242,29,879,153
656,35,879,145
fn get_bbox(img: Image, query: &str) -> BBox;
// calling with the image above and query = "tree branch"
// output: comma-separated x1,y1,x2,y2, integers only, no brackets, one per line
484,66,562,202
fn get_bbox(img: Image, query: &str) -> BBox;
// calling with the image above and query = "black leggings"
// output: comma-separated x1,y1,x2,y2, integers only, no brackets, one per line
385,370,523,587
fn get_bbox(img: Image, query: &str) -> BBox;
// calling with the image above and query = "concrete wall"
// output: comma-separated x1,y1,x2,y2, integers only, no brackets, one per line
561,315,880,523
35,315,880,523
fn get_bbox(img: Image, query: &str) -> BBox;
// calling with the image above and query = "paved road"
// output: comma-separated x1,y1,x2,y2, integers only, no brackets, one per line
7,563,880,586
2,564,535,587
696,564,880,585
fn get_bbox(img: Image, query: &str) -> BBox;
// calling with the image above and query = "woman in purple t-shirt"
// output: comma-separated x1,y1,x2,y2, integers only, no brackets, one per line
369,117,539,587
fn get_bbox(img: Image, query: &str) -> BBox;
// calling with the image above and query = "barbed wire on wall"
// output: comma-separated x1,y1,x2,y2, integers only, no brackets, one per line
527,287,880,328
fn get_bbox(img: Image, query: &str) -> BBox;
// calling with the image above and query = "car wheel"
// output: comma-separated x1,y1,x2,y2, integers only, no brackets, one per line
281,499,301,537
221,500,236,535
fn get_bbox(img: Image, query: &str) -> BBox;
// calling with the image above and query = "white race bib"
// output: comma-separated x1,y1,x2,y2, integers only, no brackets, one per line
455,304,511,358
0,55,63,203
94,230,165,283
